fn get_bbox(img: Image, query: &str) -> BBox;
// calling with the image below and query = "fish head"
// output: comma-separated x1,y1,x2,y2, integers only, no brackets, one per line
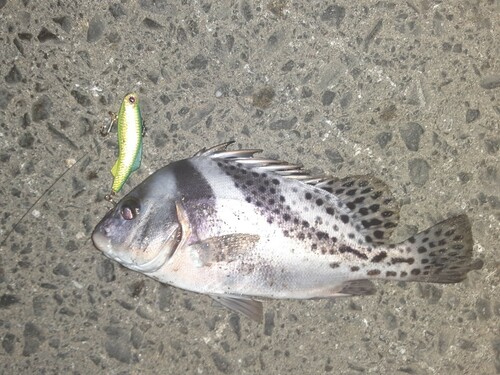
92,169,181,273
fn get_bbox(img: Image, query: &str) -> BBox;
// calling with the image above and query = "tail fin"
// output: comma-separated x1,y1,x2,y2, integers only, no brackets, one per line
393,215,483,283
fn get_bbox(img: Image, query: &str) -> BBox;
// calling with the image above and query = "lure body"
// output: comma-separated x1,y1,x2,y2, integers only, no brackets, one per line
111,93,143,194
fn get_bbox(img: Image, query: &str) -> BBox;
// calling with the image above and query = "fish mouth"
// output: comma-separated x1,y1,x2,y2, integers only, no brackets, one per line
91,221,182,274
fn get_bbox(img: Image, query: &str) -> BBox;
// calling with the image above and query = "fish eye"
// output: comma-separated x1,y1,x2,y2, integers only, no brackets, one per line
120,198,140,220
128,96,136,104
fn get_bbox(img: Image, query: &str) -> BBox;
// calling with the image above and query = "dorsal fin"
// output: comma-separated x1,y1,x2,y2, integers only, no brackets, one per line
197,143,400,243
316,176,400,243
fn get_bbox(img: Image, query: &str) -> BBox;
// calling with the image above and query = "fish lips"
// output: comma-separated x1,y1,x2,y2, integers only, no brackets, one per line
92,214,180,274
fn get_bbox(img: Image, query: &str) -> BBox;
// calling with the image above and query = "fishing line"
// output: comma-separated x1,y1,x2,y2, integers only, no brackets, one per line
0,116,116,248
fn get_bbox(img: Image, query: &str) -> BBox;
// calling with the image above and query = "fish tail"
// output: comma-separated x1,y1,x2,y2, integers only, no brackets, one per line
388,215,483,283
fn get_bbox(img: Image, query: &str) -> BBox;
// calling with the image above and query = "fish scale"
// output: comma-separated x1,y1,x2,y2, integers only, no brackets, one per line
92,141,483,321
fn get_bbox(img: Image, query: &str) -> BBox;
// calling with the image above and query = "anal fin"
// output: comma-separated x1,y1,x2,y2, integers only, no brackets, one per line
335,279,377,297
210,295,263,322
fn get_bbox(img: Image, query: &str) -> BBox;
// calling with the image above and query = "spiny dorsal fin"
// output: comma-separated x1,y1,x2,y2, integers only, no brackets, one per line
201,143,400,243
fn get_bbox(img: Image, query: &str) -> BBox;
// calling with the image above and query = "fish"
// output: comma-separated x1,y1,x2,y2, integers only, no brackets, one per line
92,141,483,322
106,93,144,200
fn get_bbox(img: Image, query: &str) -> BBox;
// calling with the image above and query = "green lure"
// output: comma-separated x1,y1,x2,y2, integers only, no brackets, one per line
108,93,144,197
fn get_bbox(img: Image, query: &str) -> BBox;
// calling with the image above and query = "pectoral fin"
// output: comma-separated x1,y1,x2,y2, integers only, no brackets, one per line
210,294,263,322
190,233,260,267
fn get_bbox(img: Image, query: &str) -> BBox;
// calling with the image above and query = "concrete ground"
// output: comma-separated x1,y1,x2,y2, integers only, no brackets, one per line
0,0,498,374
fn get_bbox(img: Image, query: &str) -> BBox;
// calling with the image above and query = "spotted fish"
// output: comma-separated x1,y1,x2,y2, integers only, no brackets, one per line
92,142,483,321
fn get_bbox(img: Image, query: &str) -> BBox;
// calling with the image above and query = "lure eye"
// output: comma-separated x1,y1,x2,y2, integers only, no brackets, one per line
128,96,136,104
120,198,140,220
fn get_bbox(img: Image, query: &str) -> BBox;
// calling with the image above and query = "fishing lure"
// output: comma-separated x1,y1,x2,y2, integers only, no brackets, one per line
102,93,144,201
1,93,144,247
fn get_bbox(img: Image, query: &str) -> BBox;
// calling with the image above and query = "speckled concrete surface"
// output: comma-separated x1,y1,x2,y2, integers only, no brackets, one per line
0,1,498,374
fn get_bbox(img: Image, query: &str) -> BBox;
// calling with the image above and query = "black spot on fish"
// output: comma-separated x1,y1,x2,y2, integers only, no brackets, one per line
305,192,312,200
283,214,291,221
340,215,349,224
374,230,384,239
351,266,360,272
339,245,368,260
302,220,309,228
259,186,266,193
400,271,408,277
270,187,276,194
348,233,355,239
365,235,373,243
444,229,455,237
346,189,357,196
362,218,383,228
358,207,369,216
367,269,381,276
279,195,286,202
386,271,397,277
391,257,415,265
411,269,421,276
369,204,380,212
316,231,329,240
326,207,335,215
268,198,275,205
371,251,387,263
245,196,252,203
329,262,340,269
316,198,323,206
272,179,280,185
